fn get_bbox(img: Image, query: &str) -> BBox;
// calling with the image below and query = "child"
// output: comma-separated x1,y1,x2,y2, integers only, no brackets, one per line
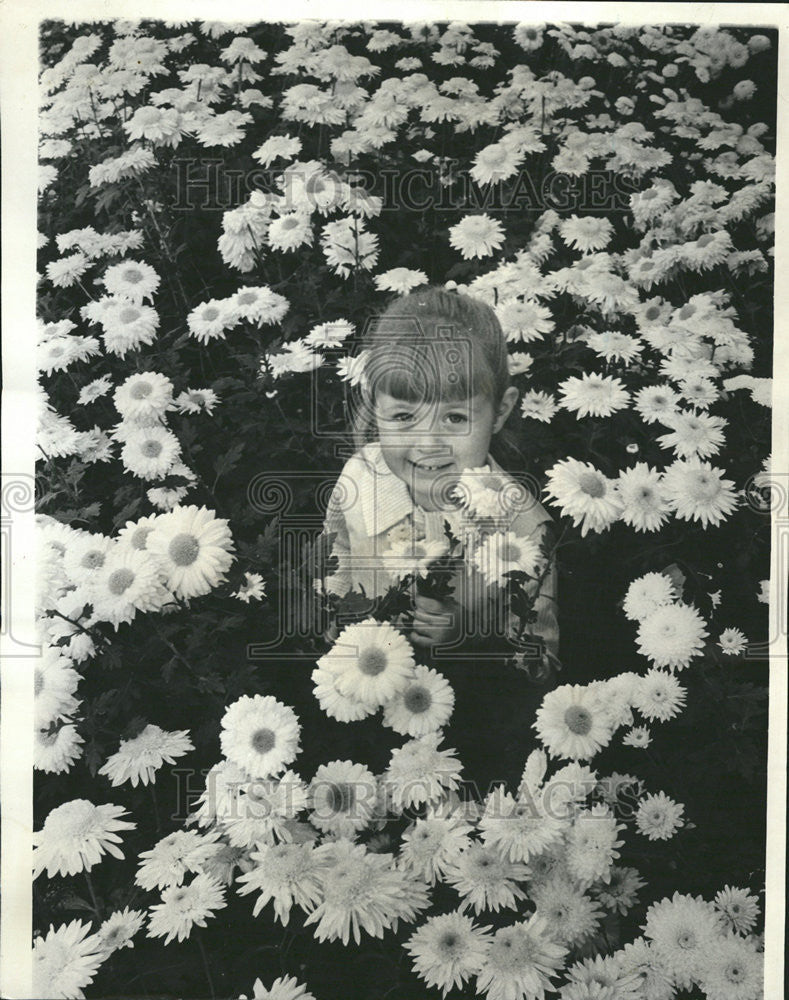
320,286,559,789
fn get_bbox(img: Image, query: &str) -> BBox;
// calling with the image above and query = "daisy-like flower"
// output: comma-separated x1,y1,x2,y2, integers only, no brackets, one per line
544,458,623,537
478,787,566,862
253,134,303,167
637,603,709,669
381,537,449,582
230,285,289,325
90,545,172,627
448,213,506,259
103,260,159,303
617,465,671,533
406,910,492,996
147,486,189,511
34,647,80,728
562,953,642,998
680,375,719,409
594,865,646,915
398,807,473,884
308,760,378,838
136,830,220,891
444,842,529,914
633,669,687,722
305,838,428,945
267,213,314,252
311,663,376,723
63,531,114,582
634,384,680,424
220,694,301,780
383,664,455,737
714,885,761,935
497,299,555,342
514,22,544,50
615,938,675,1000
719,626,748,655
559,215,614,253
383,732,463,811
636,791,685,841
476,916,567,1000
587,330,643,364
33,799,135,878
37,334,101,376
232,572,266,602
657,410,727,459
623,726,651,748
470,530,542,587
241,975,317,1000
566,804,624,886
223,769,308,849
534,684,613,761
99,724,193,788
77,375,113,406
237,841,324,925
558,372,630,418
32,919,104,1000
374,267,428,294
113,372,173,422
507,351,533,376
147,873,227,944
46,252,90,288
696,932,763,1000
316,618,415,709
532,876,604,947
187,298,238,343
96,908,146,957
643,891,724,990
146,504,235,598
173,387,219,414
304,318,354,349
35,724,85,774
623,573,677,622
335,350,370,386
451,465,518,526
120,425,181,480
520,390,557,422
470,141,523,185
98,300,160,357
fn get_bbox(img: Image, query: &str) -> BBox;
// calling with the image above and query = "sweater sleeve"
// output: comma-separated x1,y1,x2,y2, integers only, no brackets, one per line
319,475,354,597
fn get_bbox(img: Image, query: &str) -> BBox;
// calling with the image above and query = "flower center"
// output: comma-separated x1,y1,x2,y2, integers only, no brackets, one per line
689,473,721,501
677,930,696,949
440,932,460,953
645,305,660,320
404,685,432,714
108,567,135,595
727,964,743,982
326,782,356,812
203,307,220,321
578,473,605,498
697,234,714,248
168,533,199,566
237,291,257,304
251,727,276,754
140,440,163,458
131,526,152,550
50,346,64,357
564,705,593,735
643,189,658,201
130,382,153,399
500,543,521,563
282,216,300,229
82,550,105,569
119,307,140,324
123,268,143,284
679,304,696,320
358,648,387,676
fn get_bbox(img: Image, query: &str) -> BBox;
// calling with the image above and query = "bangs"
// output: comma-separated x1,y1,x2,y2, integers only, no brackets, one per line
363,338,495,406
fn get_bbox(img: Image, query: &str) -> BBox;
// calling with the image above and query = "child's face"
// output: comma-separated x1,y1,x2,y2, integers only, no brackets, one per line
375,388,518,510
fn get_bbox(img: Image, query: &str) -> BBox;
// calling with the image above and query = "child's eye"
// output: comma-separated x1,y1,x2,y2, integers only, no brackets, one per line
445,412,468,425
390,412,414,423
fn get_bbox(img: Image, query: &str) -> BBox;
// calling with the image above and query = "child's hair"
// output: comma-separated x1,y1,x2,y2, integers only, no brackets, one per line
351,285,512,450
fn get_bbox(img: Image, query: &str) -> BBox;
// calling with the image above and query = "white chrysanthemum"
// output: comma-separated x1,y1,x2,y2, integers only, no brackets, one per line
534,684,613,761
316,618,415,708
565,805,624,886
146,504,235,598
558,373,631,418
237,841,324,925
634,384,681,424
448,213,506,259
223,769,308,849
383,664,455,737
562,952,643,998
173,387,219,414
77,375,113,406
373,267,428,294
451,465,517,525
719,627,748,655
252,134,302,167
32,919,104,1000
113,372,173,422
470,530,542,587
532,875,604,947
406,910,493,996
636,603,708,669
587,329,643,364
615,938,676,1000
232,571,267,602
617,464,672,533
187,298,238,343
33,799,135,877
34,647,80,728
103,260,159,302
594,865,646,915
622,573,678,622
635,791,685,840
657,410,727,459
99,724,193,787
520,390,557,422
497,299,555,342
643,892,725,990
444,842,529,914
622,725,651,748
63,532,114,582
304,318,354,349
90,545,172,627
243,974,317,1000
714,885,761,935
308,759,378,838
383,732,463,811
267,213,314,252
311,663,376,723
559,215,614,253
696,932,763,1000
470,141,523,185
544,459,623,537
96,907,146,957
661,458,738,527
147,873,227,944
478,787,566,862
399,808,473,884
381,537,449,582
35,723,85,774
37,334,101,376
97,299,159,356
120,425,181,480
508,351,534,375
633,670,687,722
476,916,567,1000
136,829,220,891
220,694,301,780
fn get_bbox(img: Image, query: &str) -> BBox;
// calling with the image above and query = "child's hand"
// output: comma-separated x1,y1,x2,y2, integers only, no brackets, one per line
410,593,461,648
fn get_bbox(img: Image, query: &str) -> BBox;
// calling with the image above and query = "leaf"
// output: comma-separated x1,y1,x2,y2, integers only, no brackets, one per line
213,440,245,478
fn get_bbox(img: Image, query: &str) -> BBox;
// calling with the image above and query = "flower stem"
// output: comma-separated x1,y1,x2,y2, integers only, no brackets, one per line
196,928,216,1000
84,870,101,919
149,781,162,833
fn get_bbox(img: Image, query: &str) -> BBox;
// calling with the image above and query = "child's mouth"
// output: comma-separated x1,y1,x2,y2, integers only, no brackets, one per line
409,459,453,472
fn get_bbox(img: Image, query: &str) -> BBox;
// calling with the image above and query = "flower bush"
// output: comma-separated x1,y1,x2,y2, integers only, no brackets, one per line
34,17,773,1000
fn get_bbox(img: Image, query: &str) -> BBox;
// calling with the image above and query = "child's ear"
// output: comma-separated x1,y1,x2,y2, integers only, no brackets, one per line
492,386,519,433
